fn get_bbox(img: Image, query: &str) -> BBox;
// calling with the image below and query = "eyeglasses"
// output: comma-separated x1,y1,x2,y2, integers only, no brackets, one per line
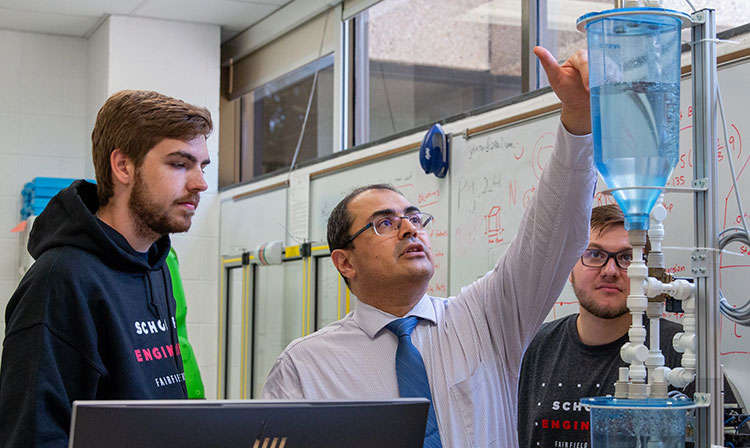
580,249,634,270
346,212,434,246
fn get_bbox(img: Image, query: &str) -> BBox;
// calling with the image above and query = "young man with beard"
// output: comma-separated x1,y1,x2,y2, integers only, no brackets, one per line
517,204,691,448
262,47,596,448
0,90,212,447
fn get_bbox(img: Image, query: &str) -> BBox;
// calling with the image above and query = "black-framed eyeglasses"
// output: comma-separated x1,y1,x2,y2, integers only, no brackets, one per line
346,212,434,246
580,249,634,270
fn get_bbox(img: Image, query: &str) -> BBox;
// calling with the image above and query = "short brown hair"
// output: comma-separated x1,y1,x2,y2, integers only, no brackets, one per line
591,204,650,252
590,204,625,237
92,90,213,207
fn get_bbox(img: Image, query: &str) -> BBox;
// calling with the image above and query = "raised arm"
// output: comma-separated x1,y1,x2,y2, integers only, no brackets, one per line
451,47,595,370
534,46,591,135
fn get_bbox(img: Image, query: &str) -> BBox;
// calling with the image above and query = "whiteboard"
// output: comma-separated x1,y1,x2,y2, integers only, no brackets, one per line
449,113,561,294
665,60,750,404
218,56,750,406
448,60,750,403
220,187,288,255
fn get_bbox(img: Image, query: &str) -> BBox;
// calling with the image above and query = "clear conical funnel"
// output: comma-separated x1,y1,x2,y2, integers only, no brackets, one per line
578,8,689,230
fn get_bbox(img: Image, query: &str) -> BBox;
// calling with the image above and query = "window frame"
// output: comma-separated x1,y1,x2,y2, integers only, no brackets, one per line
221,0,750,188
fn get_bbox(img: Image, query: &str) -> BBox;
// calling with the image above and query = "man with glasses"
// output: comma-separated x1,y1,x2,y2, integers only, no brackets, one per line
263,47,595,448
516,204,688,448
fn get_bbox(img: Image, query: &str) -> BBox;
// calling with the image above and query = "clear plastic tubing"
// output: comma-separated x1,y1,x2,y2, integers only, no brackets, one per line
578,8,688,230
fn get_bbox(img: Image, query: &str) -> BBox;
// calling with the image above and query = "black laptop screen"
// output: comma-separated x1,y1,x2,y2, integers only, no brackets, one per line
69,399,429,448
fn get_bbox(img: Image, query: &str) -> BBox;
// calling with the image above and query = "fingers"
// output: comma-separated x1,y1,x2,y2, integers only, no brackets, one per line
533,46,561,85
565,49,590,92
534,46,589,92
534,45,592,135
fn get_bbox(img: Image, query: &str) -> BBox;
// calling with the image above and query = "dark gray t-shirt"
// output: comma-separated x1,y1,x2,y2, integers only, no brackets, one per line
517,314,689,448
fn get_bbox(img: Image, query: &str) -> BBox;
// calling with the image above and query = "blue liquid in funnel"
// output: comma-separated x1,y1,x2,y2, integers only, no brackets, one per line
592,81,680,230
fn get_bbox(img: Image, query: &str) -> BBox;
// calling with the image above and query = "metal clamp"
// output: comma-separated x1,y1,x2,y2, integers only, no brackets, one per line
690,249,708,277
692,177,708,190
691,10,707,25
693,392,711,407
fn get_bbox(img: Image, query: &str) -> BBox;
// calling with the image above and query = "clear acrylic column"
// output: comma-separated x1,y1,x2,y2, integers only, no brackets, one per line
582,8,686,230
577,7,693,448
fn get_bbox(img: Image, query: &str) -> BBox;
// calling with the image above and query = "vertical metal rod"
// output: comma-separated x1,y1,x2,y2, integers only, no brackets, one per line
352,13,370,145
340,18,354,151
691,8,722,446
250,264,257,397
521,0,540,92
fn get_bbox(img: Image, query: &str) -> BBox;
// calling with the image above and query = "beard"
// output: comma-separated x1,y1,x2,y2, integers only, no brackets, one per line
571,271,629,319
128,169,198,238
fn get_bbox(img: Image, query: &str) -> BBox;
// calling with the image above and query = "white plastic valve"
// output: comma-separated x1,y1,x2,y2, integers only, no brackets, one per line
643,278,695,300
648,195,667,270
673,279,694,300
621,342,649,363
673,332,696,353
651,202,668,222
643,278,663,298
666,367,695,388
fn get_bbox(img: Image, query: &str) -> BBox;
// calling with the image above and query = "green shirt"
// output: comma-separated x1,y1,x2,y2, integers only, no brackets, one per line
167,248,205,399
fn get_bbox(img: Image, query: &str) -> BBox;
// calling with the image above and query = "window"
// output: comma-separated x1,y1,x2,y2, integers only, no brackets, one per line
351,0,522,146
219,7,340,186
539,0,611,88
540,0,750,84
659,0,750,41
238,55,334,179
220,0,750,187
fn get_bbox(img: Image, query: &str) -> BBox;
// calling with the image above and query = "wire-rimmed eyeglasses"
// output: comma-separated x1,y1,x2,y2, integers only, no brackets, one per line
346,212,434,246
580,248,634,270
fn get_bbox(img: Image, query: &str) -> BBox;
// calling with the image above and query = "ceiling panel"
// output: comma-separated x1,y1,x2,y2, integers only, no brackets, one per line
0,0,293,40
136,0,279,29
228,0,291,5
0,8,100,36
0,0,142,16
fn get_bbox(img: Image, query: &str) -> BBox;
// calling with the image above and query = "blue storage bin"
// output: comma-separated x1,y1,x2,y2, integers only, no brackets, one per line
19,177,95,220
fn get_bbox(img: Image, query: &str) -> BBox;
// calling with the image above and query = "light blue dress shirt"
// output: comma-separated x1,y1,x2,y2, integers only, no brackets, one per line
263,122,595,448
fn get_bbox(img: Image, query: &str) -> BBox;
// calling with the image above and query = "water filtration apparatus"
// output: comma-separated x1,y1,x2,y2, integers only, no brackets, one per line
584,8,685,232
577,2,722,446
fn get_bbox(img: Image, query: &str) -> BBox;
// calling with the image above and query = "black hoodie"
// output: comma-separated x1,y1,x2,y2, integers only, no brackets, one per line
0,180,188,447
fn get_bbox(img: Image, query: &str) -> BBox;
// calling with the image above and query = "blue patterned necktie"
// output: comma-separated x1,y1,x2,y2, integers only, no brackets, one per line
386,316,443,448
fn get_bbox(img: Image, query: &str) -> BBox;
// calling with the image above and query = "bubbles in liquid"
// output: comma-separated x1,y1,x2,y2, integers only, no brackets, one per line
590,406,687,447
591,81,680,230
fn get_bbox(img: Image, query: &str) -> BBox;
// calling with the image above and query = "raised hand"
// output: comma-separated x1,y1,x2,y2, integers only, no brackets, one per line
534,46,591,135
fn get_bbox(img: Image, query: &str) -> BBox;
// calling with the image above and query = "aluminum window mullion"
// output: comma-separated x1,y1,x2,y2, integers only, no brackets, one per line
522,0,541,93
